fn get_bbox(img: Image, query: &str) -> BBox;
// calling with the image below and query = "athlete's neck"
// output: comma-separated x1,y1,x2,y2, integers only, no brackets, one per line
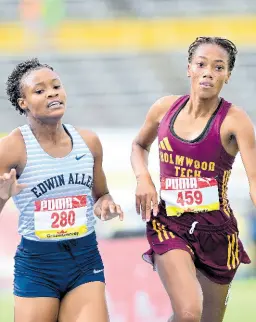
27,118,66,144
186,93,220,118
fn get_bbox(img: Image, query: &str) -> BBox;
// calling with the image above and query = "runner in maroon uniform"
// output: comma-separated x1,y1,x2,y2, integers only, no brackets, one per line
131,37,252,322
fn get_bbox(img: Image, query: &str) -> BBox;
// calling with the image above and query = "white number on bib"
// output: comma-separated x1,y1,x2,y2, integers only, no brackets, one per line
160,177,220,217
34,195,88,239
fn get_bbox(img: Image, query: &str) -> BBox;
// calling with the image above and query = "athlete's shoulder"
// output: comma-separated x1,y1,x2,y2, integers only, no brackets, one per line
0,127,25,170
153,95,181,110
148,95,182,123
75,128,102,158
0,127,25,150
226,104,252,122
224,103,254,133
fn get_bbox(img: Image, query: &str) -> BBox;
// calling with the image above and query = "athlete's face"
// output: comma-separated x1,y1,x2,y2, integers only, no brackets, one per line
18,68,67,123
187,44,231,99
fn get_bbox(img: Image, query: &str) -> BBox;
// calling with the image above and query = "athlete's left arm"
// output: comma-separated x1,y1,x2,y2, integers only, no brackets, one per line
78,129,124,221
231,107,256,206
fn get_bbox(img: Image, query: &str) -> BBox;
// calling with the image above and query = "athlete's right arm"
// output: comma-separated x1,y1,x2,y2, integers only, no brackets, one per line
131,96,178,222
0,130,26,214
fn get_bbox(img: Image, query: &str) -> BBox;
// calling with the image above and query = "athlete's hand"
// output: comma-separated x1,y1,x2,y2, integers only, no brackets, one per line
0,169,26,200
136,174,158,222
94,199,124,221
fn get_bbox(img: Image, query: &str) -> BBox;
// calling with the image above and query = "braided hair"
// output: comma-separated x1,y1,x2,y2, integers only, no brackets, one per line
188,37,238,72
6,58,53,115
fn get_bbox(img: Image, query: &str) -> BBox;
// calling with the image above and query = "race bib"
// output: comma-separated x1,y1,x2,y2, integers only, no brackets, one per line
160,177,220,217
34,195,88,239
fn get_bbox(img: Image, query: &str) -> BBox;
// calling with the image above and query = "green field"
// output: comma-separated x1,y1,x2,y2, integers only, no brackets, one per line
0,279,255,321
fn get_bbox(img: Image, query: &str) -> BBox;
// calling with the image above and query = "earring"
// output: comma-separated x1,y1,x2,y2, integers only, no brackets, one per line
225,80,228,84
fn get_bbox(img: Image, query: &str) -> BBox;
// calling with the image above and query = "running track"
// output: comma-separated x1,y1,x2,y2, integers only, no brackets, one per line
0,202,171,322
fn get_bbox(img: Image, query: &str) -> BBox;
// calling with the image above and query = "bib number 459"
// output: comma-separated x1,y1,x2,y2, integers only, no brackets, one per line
176,190,203,206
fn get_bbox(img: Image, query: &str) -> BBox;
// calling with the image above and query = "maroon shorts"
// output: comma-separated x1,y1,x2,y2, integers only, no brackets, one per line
144,206,251,285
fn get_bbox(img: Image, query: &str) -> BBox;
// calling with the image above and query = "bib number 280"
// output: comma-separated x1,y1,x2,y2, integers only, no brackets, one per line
176,190,203,206
51,210,76,228
34,195,88,239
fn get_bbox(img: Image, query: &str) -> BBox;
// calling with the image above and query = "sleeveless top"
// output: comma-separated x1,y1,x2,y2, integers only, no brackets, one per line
158,95,235,225
13,124,96,241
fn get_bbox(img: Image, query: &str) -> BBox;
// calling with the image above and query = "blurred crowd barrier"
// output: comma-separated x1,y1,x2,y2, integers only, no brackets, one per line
0,5,256,129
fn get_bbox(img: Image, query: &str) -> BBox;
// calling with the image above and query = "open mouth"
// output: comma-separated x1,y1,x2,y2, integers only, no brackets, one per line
47,101,64,109
199,82,213,88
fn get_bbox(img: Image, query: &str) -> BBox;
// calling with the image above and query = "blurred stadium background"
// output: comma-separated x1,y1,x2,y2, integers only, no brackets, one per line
0,0,256,321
